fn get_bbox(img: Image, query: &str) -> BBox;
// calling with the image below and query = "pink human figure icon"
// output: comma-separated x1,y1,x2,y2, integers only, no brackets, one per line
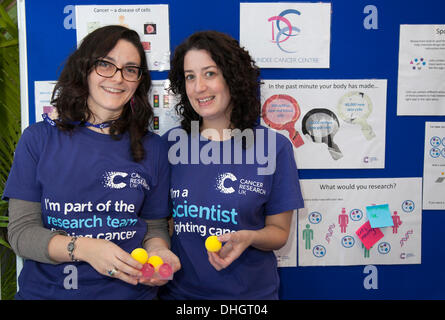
392,211,402,234
338,208,348,233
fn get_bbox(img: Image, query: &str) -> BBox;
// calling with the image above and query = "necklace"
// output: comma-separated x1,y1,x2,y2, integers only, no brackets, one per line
42,113,113,129
69,120,112,129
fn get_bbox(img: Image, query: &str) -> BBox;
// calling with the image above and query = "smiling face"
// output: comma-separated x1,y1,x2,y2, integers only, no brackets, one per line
183,49,232,129
87,39,141,122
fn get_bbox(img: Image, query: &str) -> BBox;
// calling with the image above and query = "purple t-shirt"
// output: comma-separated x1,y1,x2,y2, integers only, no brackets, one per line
3,121,170,299
159,125,304,299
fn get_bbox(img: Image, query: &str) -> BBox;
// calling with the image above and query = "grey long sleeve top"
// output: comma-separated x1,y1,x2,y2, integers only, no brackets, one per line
7,198,171,264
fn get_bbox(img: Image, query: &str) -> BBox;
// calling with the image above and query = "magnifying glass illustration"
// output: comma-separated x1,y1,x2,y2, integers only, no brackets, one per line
337,91,375,140
302,108,343,160
261,94,304,148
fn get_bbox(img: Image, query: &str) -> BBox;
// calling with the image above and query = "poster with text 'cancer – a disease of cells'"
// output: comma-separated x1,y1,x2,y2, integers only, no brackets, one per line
397,25,445,115
260,79,387,169
423,122,445,210
298,178,422,267
75,5,170,71
240,2,331,68
150,80,181,136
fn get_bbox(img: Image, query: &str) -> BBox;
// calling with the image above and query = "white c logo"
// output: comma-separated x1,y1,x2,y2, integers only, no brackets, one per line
103,171,128,189
216,173,237,194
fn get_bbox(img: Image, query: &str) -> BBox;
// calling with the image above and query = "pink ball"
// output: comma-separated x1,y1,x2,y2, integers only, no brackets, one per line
141,263,155,279
158,263,173,279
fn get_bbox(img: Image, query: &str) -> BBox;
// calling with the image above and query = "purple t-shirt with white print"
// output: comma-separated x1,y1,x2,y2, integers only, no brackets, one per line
3,121,170,299
159,125,304,300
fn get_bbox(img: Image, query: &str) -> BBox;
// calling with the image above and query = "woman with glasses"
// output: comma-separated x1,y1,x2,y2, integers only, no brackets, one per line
3,25,179,299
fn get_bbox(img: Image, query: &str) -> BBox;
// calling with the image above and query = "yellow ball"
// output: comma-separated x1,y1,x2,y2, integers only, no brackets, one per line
148,255,164,270
131,248,148,264
205,235,222,252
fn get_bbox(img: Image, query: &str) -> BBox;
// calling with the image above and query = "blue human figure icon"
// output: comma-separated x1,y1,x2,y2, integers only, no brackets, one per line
302,224,313,249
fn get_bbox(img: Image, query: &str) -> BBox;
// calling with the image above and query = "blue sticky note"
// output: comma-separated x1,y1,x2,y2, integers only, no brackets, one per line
366,204,394,228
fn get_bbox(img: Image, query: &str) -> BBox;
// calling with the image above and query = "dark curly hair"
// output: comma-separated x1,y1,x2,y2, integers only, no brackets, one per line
51,25,152,162
169,30,261,133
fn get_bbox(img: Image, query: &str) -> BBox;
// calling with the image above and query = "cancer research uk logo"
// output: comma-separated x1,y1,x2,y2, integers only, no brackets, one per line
268,9,301,53
215,173,237,194
102,171,150,190
215,172,266,196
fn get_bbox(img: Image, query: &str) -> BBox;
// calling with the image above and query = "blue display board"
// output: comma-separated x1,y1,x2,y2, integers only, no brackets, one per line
19,0,445,299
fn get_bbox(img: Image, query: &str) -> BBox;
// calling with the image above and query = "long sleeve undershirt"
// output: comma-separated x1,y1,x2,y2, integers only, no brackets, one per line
7,198,170,264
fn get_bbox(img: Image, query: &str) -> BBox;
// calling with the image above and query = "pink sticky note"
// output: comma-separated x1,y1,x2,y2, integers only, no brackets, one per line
355,221,384,250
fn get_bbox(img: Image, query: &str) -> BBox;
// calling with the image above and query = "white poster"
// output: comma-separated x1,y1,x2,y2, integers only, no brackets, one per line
150,80,181,136
298,178,422,266
240,2,331,68
423,122,445,209
34,80,57,123
260,79,387,169
397,25,445,115
75,5,170,71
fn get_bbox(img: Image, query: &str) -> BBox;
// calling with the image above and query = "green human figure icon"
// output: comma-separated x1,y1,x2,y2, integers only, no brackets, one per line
302,224,313,249
362,243,370,258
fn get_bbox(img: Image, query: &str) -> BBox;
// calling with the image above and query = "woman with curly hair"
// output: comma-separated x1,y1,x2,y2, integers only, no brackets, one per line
3,25,179,299
159,31,304,300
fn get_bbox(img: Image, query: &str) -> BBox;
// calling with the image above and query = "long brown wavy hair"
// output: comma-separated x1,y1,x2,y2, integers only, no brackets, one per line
51,25,152,162
169,30,261,133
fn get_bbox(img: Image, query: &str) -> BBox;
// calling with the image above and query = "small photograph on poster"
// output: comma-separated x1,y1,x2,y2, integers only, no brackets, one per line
260,79,387,169
34,81,57,123
150,80,181,136
75,5,170,71
397,25,445,115
298,178,422,266
240,2,331,68
423,122,445,209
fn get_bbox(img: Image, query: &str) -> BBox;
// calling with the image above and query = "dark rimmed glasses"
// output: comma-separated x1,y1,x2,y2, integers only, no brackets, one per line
93,59,144,82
